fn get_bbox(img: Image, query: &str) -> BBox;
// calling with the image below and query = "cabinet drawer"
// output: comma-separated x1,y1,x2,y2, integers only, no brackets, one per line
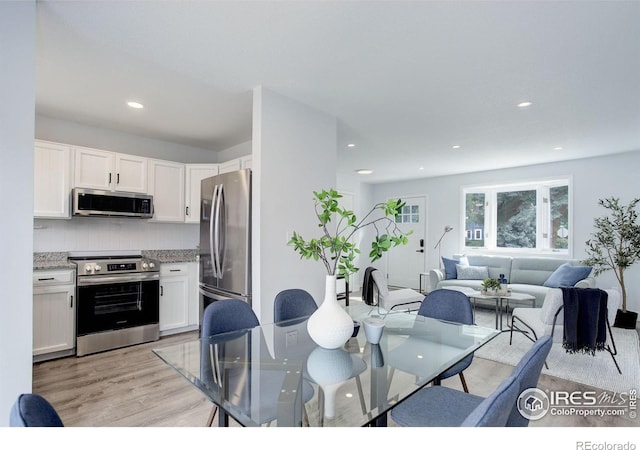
33,270,75,286
160,264,188,276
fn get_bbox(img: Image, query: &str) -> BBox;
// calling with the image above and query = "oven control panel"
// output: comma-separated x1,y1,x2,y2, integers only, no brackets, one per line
73,257,158,276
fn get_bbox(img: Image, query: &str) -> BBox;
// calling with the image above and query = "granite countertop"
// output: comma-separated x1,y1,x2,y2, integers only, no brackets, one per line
33,252,75,271
33,249,198,270
142,249,198,263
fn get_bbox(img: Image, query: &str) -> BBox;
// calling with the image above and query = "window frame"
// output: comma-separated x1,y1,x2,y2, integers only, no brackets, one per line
461,177,573,256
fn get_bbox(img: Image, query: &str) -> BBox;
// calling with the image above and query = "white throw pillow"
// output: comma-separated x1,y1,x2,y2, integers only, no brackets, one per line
456,264,489,280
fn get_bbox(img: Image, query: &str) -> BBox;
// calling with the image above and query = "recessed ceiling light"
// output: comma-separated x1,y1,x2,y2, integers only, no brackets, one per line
127,101,144,109
347,143,356,148
554,147,563,151
452,145,461,149
355,169,373,175
517,101,533,108
419,166,424,170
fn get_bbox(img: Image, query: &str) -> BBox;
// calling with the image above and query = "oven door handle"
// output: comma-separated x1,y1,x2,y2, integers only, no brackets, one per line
77,273,160,286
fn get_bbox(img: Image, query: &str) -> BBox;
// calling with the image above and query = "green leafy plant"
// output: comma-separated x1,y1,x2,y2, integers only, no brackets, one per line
288,188,412,283
582,197,640,313
481,278,502,291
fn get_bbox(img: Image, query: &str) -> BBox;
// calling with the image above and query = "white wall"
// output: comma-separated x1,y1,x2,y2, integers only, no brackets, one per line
217,140,252,162
252,87,337,323
371,150,640,313
33,218,198,253
36,114,219,163
336,173,374,289
0,0,35,426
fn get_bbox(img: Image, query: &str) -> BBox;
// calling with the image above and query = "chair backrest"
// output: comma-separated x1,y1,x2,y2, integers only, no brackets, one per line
370,270,389,299
506,335,553,427
201,299,259,338
273,289,317,323
461,375,520,427
417,289,474,325
10,393,64,427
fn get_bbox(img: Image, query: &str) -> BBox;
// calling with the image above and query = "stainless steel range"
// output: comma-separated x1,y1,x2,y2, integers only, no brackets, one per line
70,254,160,356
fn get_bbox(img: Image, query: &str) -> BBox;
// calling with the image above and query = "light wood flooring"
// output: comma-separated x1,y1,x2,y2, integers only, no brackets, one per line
32,304,639,428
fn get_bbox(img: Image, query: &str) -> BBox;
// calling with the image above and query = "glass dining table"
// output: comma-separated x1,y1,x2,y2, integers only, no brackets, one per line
152,303,500,427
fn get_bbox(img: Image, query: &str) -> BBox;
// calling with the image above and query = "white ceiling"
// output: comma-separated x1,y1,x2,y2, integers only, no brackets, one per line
35,1,640,183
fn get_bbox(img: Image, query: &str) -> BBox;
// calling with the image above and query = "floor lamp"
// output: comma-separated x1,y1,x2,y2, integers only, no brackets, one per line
434,225,453,269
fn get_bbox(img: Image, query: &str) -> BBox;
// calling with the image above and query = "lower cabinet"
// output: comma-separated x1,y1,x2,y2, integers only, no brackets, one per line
33,269,76,361
159,262,198,335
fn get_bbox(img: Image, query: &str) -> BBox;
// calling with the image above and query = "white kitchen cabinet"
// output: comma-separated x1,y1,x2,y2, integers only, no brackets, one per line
159,263,195,335
34,140,73,218
33,269,76,361
218,158,241,174
185,164,218,223
187,262,199,328
240,155,252,170
148,159,185,222
74,146,147,193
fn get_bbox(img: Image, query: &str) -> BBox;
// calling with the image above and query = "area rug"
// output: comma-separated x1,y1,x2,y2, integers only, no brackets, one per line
473,308,640,394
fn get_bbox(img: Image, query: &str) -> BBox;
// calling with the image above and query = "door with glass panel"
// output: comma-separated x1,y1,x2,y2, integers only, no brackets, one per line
386,196,426,289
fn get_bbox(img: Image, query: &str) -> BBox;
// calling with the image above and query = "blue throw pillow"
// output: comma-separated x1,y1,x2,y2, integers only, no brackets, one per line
543,263,592,288
442,257,459,279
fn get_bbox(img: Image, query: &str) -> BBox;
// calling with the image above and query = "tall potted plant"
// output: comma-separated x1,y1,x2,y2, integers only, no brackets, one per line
583,197,640,329
289,188,412,348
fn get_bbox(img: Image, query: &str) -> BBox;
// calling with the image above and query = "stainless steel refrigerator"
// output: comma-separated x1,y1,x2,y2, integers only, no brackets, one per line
199,169,252,326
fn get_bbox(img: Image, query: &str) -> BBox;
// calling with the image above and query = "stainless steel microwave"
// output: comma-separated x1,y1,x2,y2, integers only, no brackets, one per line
72,188,154,218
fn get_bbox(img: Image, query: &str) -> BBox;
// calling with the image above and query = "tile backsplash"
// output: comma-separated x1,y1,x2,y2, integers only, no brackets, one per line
33,218,198,252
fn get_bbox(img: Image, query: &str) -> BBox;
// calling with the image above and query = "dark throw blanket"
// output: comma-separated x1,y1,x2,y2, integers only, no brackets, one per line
561,287,608,355
361,267,377,306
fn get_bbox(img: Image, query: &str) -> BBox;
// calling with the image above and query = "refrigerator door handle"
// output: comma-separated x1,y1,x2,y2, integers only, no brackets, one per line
217,184,226,278
213,183,224,279
209,184,219,278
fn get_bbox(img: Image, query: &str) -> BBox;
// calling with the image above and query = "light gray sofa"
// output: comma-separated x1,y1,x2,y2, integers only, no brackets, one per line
429,254,595,307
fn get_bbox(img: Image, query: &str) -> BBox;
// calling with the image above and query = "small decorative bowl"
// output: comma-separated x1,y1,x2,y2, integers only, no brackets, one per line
351,321,361,338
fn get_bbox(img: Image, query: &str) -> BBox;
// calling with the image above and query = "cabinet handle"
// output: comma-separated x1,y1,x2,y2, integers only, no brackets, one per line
186,206,189,216
161,286,164,296
108,173,112,184
169,269,181,272
38,277,55,281
117,173,120,184
70,295,73,308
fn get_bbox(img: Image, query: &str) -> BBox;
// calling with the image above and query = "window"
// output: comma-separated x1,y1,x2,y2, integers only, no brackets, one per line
396,204,419,224
463,179,570,254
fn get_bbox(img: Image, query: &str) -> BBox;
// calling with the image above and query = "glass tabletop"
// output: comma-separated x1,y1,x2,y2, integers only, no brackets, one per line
152,303,499,427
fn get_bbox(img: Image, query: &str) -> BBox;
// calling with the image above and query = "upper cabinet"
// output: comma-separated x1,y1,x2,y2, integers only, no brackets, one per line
148,159,185,222
218,158,241,174
185,164,219,223
34,141,73,219
74,146,147,193
219,156,252,174
240,155,252,170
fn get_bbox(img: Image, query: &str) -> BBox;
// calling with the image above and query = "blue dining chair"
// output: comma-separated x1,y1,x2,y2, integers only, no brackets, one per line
273,289,317,324
10,393,64,427
461,375,521,426
418,289,475,392
390,335,552,427
201,299,314,426
201,299,259,426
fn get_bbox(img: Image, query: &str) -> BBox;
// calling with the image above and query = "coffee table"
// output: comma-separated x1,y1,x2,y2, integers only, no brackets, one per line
441,287,535,330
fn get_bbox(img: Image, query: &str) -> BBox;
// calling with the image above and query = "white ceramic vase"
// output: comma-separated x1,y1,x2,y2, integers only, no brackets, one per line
306,275,354,349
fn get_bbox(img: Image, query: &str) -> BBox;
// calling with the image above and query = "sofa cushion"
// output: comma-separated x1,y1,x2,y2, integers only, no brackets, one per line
442,257,459,280
543,263,593,288
463,255,512,280
456,264,489,280
511,257,579,285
